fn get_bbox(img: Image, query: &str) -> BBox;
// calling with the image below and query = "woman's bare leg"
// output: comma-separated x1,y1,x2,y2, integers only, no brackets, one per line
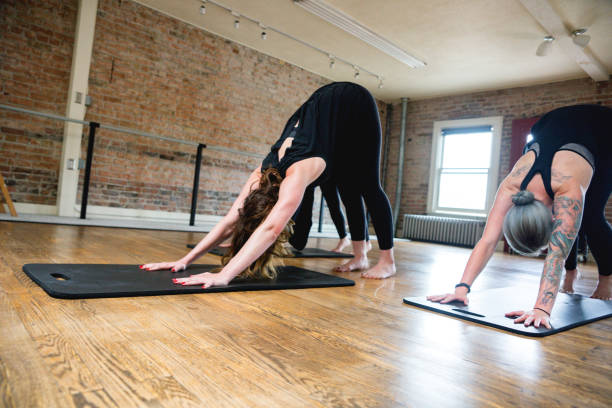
331,236,351,253
561,268,579,294
362,248,396,279
592,275,612,300
334,240,369,271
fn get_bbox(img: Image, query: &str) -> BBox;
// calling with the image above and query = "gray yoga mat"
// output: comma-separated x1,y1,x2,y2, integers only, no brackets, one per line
403,287,612,337
187,244,353,258
22,264,354,299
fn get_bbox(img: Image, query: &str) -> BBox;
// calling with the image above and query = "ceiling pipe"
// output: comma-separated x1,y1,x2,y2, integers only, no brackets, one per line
393,97,408,234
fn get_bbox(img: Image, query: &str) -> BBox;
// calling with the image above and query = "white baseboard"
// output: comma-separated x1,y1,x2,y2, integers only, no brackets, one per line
72,204,223,225
71,205,343,233
14,203,57,215
10,202,339,233
11,202,223,224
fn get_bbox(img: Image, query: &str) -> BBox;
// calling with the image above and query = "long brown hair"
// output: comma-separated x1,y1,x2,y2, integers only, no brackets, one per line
220,168,293,280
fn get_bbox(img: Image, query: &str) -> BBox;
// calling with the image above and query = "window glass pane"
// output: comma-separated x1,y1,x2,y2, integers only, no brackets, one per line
438,173,488,210
442,132,492,169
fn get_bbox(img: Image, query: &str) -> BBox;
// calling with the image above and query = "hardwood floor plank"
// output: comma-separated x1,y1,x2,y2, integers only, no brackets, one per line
0,291,73,408
1,221,610,407
71,388,120,408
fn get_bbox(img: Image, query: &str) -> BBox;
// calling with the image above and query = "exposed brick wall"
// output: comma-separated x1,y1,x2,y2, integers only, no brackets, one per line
384,78,612,233
0,0,78,205
80,0,332,216
0,0,387,227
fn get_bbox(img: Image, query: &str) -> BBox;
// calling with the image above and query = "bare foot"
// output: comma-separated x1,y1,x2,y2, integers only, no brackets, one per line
591,275,612,300
361,248,396,279
335,240,369,272
334,256,369,272
332,236,351,253
349,240,371,254
560,268,579,294
361,261,396,279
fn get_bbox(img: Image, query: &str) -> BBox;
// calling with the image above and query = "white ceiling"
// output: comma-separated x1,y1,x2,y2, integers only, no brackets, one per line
133,0,612,102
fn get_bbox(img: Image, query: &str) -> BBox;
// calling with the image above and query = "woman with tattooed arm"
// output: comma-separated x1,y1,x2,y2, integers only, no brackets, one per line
428,104,612,329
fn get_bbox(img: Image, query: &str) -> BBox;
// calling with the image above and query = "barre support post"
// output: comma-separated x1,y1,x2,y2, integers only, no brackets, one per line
80,122,99,219
190,143,206,226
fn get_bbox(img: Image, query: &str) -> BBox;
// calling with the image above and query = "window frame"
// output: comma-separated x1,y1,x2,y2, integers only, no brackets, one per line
426,116,503,218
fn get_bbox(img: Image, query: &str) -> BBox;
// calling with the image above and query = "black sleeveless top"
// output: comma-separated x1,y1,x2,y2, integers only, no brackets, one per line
261,82,365,186
520,104,612,198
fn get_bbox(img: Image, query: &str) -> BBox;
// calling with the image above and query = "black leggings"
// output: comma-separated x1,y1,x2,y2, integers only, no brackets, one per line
564,163,612,276
564,225,586,271
333,86,394,250
287,82,394,251
290,181,370,250
289,182,347,250
320,182,348,240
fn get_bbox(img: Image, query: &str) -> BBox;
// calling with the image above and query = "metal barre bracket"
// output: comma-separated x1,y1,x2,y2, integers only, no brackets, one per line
80,122,100,220
190,143,207,226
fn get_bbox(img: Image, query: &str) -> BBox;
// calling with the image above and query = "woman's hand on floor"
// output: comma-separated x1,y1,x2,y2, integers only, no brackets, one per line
505,309,551,329
173,272,231,289
140,261,188,273
427,288,469,305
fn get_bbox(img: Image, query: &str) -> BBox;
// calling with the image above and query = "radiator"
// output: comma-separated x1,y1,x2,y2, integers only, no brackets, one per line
402,214,485,248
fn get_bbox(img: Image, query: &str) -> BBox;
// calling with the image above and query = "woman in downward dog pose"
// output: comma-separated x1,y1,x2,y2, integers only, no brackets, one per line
142,82,396,286
428,104,612,328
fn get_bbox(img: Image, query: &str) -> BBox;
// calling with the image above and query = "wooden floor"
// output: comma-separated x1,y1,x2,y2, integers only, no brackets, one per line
1,221,610,407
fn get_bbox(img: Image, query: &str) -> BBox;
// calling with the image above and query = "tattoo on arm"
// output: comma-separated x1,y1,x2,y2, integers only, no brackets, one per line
537,195,583,307
510,165,530,179
551,169,572,185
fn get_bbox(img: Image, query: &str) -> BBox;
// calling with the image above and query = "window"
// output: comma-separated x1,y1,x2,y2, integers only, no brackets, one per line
427,117,503,217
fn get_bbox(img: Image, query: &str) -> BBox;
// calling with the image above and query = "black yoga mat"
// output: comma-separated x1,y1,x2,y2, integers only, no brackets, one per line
186,244,353,258
403,287,612,337
22,264,354,299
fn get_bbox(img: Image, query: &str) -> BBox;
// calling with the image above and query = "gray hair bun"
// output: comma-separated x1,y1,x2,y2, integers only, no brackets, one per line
512,190,535,206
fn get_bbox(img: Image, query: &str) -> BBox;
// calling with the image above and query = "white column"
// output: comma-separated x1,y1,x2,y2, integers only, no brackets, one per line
56,0,98,217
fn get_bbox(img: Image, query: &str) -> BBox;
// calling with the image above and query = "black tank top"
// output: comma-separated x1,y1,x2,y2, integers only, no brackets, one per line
262,82,364,185
520,104,612,198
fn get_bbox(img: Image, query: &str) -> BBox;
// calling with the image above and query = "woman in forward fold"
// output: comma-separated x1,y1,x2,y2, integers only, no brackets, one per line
282,116,358,254
143,82,396,286
428,104,612,329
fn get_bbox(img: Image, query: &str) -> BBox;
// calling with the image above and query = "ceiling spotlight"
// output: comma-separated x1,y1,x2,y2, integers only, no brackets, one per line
231,11,240,29
353,67,360,79
199,4,206,15
329,55,335,69
378,77,383,89
536,36,554,57
259,23,267,40
572,28,590,47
